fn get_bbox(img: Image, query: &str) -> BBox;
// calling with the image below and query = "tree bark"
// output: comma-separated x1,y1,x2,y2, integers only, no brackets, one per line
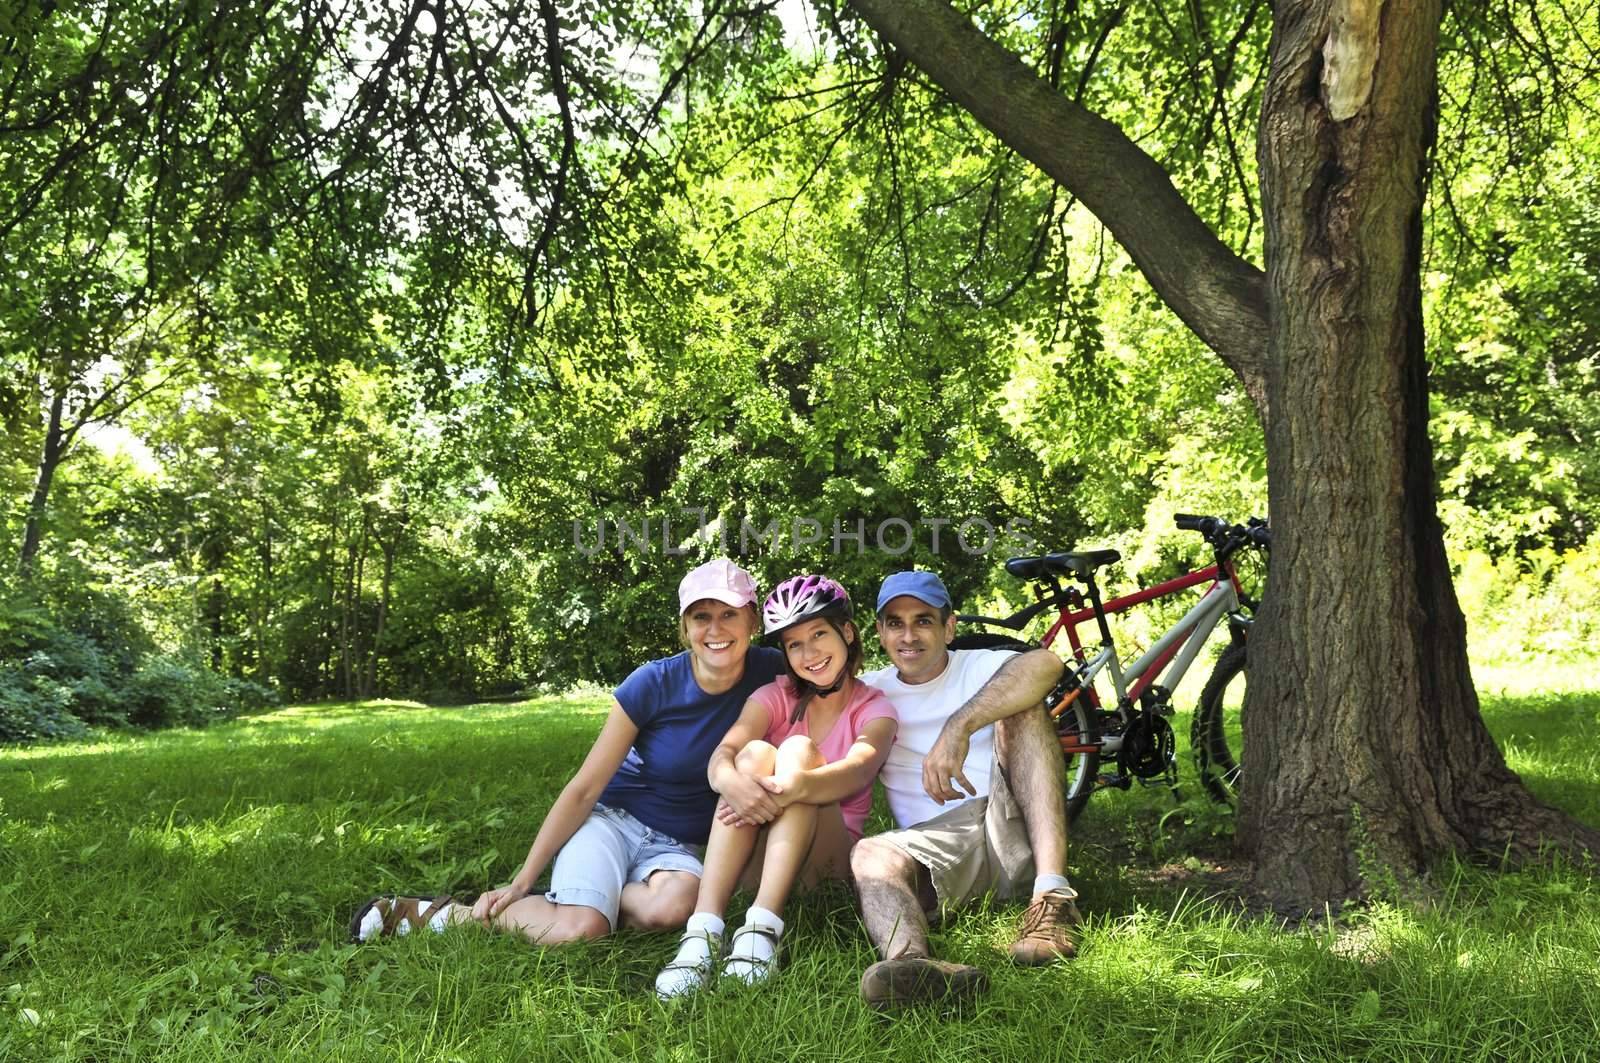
845,0,1600,910
363,534,396,699
322,505,340,697
256,496,275,686
1243,0,1600,906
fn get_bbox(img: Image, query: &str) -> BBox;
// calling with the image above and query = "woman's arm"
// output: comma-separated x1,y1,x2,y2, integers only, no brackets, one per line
474,701,639,921
772,716,898,807
706,699,783,824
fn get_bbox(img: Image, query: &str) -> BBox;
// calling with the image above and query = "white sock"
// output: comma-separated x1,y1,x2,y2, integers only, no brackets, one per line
1033,874,1073,898
686,911,726,939
744,906,784,935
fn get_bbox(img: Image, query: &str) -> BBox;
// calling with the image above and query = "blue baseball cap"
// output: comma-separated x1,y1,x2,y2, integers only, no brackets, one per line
875,571,952,613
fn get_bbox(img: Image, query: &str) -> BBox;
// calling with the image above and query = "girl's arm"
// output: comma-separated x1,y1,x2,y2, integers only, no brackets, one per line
706,699,783,824
770,716,898,807
475,701,639,921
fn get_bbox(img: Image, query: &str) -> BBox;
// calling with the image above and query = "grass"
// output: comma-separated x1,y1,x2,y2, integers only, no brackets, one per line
2,668,1599,1061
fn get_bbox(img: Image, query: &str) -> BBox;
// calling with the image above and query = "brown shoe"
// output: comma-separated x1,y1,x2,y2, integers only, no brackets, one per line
1008,888,1082,964
859,956,988,1010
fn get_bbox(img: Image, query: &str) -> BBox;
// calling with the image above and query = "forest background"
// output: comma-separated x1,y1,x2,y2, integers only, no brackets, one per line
2,0,1596,743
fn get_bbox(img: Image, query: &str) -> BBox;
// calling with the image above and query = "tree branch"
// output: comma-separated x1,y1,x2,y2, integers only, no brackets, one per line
843,0,1268,402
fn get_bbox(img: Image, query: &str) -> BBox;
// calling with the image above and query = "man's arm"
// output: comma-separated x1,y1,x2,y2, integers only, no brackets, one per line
923,648,1064,803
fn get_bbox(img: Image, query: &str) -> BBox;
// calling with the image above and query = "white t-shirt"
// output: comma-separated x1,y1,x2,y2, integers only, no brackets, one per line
861,648,1014,829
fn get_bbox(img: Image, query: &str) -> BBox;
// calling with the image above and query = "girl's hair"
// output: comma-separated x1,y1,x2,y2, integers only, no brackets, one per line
779,613,863,724
678,602,760,650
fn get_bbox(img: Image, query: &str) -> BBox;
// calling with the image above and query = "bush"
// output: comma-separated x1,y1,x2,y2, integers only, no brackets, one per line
1455,536,1600,661
123,655,227,728
0,594,277,744
21,630,128,725
0,662,88,743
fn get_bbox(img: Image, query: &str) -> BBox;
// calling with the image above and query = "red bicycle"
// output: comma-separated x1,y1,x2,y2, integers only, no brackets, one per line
956,514,1271,819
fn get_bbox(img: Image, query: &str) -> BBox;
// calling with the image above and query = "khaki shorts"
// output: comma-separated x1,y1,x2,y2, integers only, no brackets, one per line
872,752,1035,913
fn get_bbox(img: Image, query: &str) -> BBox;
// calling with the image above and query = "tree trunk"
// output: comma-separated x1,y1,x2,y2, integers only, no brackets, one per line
322,506,339,696
16,389,67,581
1243,0,1600,908
201,530,227,672
363,535,396,699
256,497,274,686
843,0,1600,912
339,521,361,700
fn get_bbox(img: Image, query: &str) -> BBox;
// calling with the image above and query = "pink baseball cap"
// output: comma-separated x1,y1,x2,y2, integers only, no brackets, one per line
678,558,760,617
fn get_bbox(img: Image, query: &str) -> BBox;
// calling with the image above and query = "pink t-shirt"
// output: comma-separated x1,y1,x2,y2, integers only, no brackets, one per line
748,676,897,839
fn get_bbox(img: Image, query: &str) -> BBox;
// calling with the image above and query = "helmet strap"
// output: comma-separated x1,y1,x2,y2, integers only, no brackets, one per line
811,673,848,698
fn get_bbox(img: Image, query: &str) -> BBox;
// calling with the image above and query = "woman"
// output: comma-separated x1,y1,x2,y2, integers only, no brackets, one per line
350,558,785,944
653,575,897,997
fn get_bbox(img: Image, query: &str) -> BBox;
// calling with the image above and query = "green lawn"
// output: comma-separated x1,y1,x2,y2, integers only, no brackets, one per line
3,666,1599,1061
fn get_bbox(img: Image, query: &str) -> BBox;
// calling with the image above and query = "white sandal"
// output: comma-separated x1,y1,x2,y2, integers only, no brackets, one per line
721,923,780,985
655,929,722,1000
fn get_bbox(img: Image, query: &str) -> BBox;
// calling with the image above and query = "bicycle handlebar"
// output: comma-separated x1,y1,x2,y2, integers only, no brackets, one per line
1174,513,1226,536
1173,513,1271,557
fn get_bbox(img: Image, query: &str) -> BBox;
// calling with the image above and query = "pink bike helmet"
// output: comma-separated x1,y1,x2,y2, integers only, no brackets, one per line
762,574,852,637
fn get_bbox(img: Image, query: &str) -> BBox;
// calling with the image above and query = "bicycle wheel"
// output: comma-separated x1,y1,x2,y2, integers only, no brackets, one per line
949,632,1100,819
1050,684,1100,822
1192,641,1246,802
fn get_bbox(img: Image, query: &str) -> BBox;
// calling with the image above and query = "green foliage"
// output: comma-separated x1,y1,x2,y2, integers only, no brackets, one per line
1427,7,1600,551
0,592,274,743
0,0,1597,722
0,662,87,744
1454,538,1600,663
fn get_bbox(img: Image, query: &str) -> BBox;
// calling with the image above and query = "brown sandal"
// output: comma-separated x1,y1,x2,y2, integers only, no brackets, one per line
349,894,454,942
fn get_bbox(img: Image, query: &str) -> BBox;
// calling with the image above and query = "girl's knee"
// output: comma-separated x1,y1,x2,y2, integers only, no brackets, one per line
775,734,823,770
735,740,778,773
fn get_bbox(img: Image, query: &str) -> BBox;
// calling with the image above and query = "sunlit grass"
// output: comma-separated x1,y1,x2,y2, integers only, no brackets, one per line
3,669,1599,1060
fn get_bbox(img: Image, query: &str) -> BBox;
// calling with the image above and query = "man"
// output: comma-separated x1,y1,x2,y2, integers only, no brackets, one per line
852,570,1080,1010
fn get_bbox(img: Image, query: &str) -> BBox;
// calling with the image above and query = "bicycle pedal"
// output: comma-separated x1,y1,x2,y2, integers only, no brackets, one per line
1096,773,1132,791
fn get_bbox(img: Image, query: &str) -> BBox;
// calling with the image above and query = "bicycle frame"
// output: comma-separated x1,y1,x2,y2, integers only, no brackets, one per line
1046,561,1243,722
961,514,1269,806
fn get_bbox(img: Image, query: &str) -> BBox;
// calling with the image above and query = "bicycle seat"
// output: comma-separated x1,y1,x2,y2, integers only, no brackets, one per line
1044,549,1121,580
1005,549,1121,582
1004,555,1049,580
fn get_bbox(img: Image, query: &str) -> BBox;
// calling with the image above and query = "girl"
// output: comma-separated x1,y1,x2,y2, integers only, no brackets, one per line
654,574,897,996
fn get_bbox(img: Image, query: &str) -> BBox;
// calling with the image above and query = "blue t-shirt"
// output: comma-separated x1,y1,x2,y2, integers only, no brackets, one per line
598,647,785,845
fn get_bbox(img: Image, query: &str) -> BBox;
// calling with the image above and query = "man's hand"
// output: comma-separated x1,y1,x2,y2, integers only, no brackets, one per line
923,724,975,804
